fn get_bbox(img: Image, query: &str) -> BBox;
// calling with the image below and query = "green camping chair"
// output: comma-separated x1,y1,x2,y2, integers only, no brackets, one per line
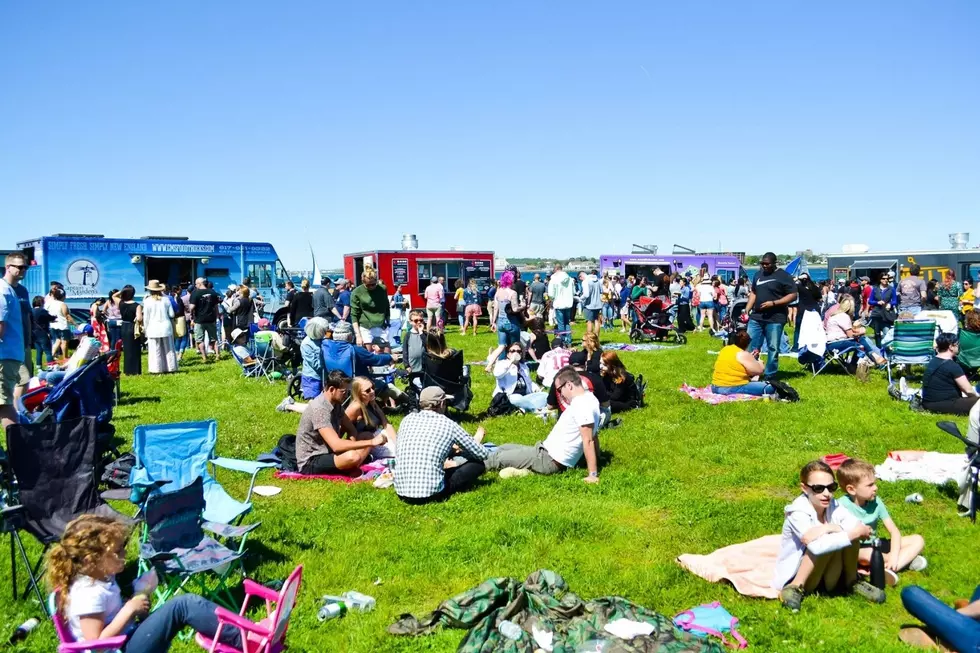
885,319,937,385
957,328,980,378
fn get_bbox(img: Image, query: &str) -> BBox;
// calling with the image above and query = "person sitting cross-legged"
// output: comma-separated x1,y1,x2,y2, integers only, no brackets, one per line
296,371,387,476
711,329,777,397
485,366,601,482
394,387,488,504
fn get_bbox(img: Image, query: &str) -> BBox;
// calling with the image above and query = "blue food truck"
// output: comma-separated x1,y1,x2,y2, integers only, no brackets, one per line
14,234,293,319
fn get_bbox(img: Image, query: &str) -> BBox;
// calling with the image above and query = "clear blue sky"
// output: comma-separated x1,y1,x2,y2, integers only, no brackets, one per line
2,2,978,269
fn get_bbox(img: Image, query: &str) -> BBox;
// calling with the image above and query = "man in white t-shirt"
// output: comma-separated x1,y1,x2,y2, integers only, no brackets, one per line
485,367,601,483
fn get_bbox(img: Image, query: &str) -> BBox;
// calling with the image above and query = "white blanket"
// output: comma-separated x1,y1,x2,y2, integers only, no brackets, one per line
875,452,969,485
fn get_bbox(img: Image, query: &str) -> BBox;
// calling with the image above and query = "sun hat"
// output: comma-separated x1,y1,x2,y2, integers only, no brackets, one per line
419,386,453,409
145,280,166,292
230,328,247,342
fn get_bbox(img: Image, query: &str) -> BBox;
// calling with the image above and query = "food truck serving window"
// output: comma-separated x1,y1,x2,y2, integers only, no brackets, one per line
418,261,462,295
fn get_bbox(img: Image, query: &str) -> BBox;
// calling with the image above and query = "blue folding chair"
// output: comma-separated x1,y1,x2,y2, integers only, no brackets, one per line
128,420,274,526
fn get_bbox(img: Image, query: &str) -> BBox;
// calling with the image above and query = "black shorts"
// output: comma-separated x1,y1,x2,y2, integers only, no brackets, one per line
300,453,339,475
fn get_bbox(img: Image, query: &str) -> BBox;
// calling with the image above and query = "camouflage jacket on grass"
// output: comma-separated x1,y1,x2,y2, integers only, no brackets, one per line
389,569,725,653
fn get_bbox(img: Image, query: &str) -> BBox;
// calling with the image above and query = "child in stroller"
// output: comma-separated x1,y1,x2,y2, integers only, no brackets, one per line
628,297,687,344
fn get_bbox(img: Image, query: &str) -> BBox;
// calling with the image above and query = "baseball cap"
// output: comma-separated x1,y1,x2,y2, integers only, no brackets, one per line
419,386,453,409
568,350,588,368
860,276,870,282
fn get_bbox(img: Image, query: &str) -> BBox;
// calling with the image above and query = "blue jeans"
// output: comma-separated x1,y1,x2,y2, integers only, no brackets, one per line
901,585,980,653
107,323,122,349
33,332,53,367
602,304,615,328
174,333,190,354
388,318,403,345
125,594,241,653
555,308,572,345
747,319,785,379
711,382,776,396
496,323,520,347
507,392,549,412
827,337,881,359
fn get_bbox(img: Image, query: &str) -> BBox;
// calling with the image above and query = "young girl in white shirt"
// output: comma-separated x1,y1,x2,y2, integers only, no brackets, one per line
47,515,241,653
772,460,884,613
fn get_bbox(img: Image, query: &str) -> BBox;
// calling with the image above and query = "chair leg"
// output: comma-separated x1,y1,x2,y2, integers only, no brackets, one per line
9,532,16,602
11,533,48,614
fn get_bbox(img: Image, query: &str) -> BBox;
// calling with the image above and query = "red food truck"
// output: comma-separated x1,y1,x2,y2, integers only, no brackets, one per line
343,239,494,319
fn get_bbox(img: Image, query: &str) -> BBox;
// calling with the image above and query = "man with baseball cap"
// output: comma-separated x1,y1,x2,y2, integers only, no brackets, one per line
394,387,488,504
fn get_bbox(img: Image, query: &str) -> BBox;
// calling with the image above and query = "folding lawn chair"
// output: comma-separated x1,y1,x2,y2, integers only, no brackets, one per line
2,417,133,613
934,420,980,523
137,477,256,610
885,319,937,385
811,340,862,377
129,420,275,527
957,329,980,379
415,349,473,413
226,342,276,383
195,565,303,653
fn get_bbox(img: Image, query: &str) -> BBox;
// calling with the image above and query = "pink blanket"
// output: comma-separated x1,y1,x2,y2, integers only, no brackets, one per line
677,534,782,599
680,384,764,405
274,461,389,484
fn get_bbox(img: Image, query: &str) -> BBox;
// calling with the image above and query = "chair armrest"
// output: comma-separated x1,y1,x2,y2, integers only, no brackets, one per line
58,635,129,652
203,521,260,539
139,542,177,563
213,605,271,637
243,578,280,603
211,457,276,475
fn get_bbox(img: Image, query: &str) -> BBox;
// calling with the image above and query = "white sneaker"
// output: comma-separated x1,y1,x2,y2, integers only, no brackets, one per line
498,467,532,479
909,555,928,572
899,376,909,398
885,569,900,587
275,397,295,413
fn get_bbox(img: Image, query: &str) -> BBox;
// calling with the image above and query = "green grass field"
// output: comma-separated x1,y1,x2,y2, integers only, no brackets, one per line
2,324,976,652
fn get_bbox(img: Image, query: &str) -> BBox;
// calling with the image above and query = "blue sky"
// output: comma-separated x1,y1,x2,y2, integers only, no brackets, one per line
2,2,978,270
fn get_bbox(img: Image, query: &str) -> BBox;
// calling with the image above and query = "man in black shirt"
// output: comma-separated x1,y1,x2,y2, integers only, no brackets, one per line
744,252,797,380
189,277,222,359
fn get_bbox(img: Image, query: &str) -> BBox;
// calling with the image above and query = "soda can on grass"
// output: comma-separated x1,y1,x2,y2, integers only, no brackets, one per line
905,493,924,504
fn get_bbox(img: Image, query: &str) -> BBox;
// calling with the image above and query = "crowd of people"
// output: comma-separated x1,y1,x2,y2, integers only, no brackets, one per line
3,250,980,651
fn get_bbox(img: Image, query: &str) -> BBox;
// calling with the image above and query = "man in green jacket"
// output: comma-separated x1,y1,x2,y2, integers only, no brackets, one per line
351,268,391,347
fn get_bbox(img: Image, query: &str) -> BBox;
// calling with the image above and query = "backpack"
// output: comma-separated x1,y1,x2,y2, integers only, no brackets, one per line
768,378,800,402
101,452,136,489
276,434,298,472
674,602,747,649
487,391,520,417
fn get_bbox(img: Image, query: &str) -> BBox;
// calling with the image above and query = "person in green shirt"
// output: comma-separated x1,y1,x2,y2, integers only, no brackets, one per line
350,268,391,347
837,458,927,585
630,278,648,301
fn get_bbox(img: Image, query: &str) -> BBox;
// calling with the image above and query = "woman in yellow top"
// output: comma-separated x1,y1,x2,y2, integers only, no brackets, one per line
454,279,466,331
711,329,777,396
960,277,975,317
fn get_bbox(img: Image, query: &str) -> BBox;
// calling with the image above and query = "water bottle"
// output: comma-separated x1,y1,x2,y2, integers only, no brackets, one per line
869,538,886,590
7,618,39,644
498,620,522,641
317,599,347,621
341,591,376,612
575,640,611,652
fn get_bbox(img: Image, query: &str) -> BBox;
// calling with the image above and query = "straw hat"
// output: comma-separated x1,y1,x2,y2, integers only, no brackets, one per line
145,280,166,292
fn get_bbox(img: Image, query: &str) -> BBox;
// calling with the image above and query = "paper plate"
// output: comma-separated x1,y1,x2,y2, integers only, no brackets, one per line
253,485,282,497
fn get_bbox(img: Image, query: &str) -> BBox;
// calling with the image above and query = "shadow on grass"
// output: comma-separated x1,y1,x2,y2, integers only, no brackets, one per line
117,395,163,406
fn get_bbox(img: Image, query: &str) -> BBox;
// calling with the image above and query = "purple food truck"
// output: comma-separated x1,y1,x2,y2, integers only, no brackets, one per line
599,253,745,283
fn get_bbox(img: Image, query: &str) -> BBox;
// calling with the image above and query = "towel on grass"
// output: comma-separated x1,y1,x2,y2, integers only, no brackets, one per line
274,460,389,483
875,451,969,485
677,535,782,599
680,384,765,405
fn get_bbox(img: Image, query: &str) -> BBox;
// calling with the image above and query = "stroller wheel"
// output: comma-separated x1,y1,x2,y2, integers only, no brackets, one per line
629,328,641,343
287,375,303,400
676,334,688,345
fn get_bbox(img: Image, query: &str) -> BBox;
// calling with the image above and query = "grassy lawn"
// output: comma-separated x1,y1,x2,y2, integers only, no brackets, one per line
2,324,976,652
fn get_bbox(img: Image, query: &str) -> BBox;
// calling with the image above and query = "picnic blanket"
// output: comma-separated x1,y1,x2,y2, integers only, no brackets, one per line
680,384,764,405
390,569,724,652
604,343,679,352
274,460,390,484
677,535,781,600
875,451,969,485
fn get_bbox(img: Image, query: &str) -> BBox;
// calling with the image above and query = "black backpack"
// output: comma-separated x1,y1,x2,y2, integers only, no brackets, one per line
768,379,800,402
276,434,298,472
487,392,520,417
101,452,136,488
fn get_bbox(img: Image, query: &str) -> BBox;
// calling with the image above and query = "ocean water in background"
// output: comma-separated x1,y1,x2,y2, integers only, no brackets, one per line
499,268,829,283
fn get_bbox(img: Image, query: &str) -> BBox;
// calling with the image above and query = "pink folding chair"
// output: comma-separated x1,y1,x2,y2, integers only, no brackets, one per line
195,565,303,653
50,588,129,652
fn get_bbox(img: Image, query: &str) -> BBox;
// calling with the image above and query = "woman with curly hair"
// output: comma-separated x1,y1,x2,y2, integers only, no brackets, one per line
46,514,241,652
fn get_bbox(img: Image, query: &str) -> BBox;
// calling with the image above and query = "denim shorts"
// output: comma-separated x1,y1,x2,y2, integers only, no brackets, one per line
50,328,72,341
582,308,600,321
699,301,715,310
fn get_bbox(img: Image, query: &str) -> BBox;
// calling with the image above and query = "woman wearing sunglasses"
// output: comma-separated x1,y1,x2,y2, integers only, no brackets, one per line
492,343,548,413
772,460,884,613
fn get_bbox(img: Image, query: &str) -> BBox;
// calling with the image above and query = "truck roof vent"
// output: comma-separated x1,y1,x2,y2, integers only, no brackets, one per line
140,236,190,240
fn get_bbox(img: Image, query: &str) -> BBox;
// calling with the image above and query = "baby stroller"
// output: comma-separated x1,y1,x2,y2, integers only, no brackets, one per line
628,297,687,345
716,298,749,333
278,326,309,400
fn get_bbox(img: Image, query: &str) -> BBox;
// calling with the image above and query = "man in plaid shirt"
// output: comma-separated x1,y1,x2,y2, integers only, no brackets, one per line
395,387,488,504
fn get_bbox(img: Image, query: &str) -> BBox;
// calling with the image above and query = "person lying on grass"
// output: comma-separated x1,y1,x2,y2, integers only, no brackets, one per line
899,583,980,651
772,460,885,612
47,514,241,653
485,366,601,483
295,370,387,476
394,387,487,504
836,458,927,586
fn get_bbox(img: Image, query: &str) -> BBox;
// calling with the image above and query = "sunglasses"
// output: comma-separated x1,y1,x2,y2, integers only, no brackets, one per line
508,349,522,354
806,482,838,495
7,264,27,270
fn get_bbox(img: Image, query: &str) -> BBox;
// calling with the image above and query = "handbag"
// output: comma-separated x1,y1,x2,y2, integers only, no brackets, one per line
133,320,143,339
175,316,187,338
